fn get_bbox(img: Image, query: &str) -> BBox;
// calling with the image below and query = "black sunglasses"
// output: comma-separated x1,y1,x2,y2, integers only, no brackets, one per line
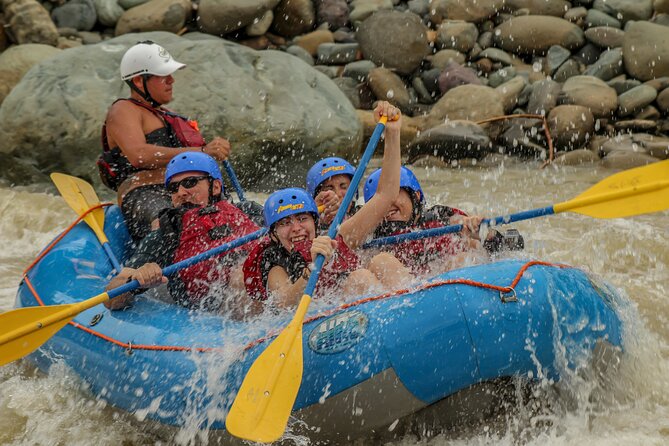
167,175,210,193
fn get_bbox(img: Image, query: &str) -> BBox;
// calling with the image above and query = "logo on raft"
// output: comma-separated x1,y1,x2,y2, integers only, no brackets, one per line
321,165,346,175
277,203,304,213
308,310,369,355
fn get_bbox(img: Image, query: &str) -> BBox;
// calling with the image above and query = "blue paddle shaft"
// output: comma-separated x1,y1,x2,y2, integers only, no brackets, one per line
363,205,555,248
223,160,246,202
304,121,388,295
102,242,122,273
107,228,268,299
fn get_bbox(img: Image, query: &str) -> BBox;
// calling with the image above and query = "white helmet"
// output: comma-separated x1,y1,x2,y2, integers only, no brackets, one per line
120,41,186,81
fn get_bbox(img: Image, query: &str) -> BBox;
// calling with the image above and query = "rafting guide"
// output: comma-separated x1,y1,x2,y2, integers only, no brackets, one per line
99,41,232,241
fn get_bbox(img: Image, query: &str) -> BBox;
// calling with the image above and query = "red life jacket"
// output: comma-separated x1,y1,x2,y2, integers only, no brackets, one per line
243,235,360,301
385,206,470,275
172,201,260,304
98,99,206,190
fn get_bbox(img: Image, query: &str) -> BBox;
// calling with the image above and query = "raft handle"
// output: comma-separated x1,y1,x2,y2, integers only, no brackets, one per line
500,288,517,303
125,341,133,356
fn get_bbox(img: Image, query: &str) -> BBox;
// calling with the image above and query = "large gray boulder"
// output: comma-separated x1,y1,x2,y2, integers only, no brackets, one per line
0,32,362,190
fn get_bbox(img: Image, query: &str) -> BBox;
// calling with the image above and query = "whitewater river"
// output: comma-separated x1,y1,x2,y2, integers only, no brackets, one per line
1,158,668,445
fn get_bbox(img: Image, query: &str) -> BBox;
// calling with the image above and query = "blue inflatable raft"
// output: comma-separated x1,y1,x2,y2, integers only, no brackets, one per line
15,206,625,442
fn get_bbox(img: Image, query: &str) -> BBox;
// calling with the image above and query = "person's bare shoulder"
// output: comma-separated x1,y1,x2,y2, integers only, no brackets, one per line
107,100,143,122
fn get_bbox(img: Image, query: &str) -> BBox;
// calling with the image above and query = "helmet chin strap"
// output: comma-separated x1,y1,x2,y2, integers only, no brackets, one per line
126,75,161,108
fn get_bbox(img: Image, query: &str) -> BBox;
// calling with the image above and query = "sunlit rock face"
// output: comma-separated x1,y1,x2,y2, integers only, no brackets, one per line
0,31,361,190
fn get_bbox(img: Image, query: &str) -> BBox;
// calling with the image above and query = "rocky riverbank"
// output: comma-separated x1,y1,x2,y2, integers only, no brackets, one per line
1,0,668,189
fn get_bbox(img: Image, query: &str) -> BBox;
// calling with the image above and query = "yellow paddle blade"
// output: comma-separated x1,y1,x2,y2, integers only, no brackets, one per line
50,173,108,244
554,160,669,218
226,295,311,442
0,293,110,367
0,305,74,366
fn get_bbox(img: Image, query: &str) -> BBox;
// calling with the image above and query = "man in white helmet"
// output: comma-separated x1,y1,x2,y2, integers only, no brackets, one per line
98,40,232,241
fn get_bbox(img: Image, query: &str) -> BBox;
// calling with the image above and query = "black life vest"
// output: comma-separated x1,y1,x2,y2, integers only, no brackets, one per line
98,98,206,190
243,236,360,301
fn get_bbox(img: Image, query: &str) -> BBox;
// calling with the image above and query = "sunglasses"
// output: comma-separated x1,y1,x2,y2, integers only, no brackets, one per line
167,175,210,194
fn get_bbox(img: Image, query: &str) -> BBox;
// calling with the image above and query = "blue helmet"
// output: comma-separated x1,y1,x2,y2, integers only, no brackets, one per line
306,157,356,197
264,187,319,228
164,151,223,187
363,166,425,203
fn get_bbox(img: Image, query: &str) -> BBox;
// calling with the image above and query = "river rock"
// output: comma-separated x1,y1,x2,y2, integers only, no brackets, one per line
643,77,669,91
635,105,661,121
357,10,429,75
574,43,602,65
656,0,669,14
488,67,516,88
406,120,491,163
0,44,61,105
623,21,669,82
246,9,274,36
592,0,653,23
435,20,478,53
607,78,641,95
293,29,334,55
547,105,594,151
286,44,314,65
476,48,513,66
584,9,621,28
118,0,149,8
4,0,59,46
565,6,588,24
431,49,466,69
437,61,482,94
560,75,618,117
367,67,412,112
545,45,571,75
94,0,124,27
0,32,362,190
116,0,191,35
584,26,625,48
197,0,280,35
316,0,349,28
316,42,358,64
496,75,527,113
423,84,504,132
499,120,549,158
553,58,582,82
527,79,561,115
429,0,504,23
554,149,599,165
601,151,659,169
493,15,585,55
617,85,658,117
656,87,669,114
504,0,571,16
349,0,393,23
582,47,623,81
272,0,315,38
342,60,376,81
51,0,97,31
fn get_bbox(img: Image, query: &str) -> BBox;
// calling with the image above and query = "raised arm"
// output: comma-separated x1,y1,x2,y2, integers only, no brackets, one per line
339,102,402,249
